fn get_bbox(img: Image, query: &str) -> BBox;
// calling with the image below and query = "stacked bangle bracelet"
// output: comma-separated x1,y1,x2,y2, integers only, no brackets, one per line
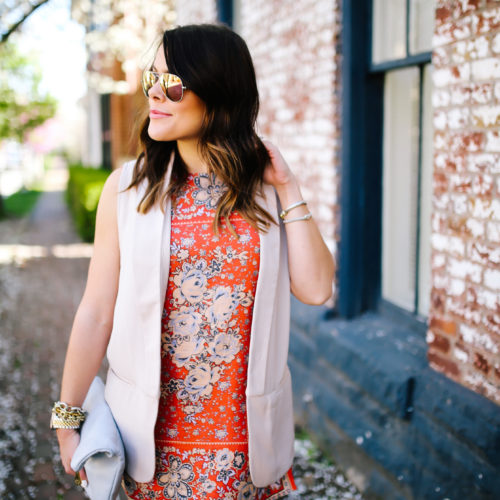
279,200,312,224
50,401,86,430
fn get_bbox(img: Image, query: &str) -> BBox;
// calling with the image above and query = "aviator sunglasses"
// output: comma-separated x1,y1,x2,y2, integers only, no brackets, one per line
141,69,187,102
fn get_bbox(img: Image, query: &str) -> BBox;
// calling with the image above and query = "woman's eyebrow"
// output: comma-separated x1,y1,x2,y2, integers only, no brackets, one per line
151,65,168,73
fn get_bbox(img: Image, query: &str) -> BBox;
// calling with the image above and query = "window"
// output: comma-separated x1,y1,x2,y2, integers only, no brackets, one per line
372,0,435,317
338,0,435,326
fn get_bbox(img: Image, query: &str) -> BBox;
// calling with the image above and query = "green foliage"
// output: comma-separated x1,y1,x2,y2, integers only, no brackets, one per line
66,165,110,242
0,41,57,141
2,187,42,218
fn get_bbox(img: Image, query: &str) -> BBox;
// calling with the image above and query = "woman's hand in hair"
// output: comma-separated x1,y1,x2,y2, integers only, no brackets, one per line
262,140,335,305
262,140,296,188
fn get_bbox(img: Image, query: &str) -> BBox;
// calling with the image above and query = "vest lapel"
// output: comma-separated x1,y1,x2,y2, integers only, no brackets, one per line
134,153,174,394
246,184,281,395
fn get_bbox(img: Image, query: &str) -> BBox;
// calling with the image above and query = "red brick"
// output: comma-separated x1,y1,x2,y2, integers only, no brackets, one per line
472,7,500,35
431,212,448,233
483,313,500,336
447,298,483,327
453,0,482,18
473,351,490,374
431,286,446,314
453,16,473,40
450,84,472,105
442,154,467,172
485,130,500,152
428,350,460,376
429,331,452,352
448,215,471,236
449,173,473,193
467,153,500,173
472,173,494,196
436,6,453,25
433,192,451,211
449,132,485,153
434,131,449,150
430,316,458,335
433,171,449,194
432,46,450,68
455,340,471,355
469,240,500,265
472,105,500,127
471,83,493,104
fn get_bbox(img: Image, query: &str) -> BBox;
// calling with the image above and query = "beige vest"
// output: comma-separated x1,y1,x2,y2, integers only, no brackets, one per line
104,155,294,487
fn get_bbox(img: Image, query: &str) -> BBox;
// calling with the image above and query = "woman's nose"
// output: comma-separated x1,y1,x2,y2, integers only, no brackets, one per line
148,79,165,101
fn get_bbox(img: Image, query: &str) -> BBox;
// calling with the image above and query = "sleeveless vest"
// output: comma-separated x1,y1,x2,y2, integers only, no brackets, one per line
104,155,295,487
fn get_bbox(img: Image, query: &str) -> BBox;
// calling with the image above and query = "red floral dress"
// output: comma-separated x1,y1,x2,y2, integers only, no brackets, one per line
123,172,297,499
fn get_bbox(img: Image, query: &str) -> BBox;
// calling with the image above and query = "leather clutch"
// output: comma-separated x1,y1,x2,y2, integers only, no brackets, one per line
71,376,126,500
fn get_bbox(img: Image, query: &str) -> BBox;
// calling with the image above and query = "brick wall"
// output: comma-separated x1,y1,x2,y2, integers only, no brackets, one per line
177,0,341,301
238,0,341,297
176,2,217,25
429,0,500,404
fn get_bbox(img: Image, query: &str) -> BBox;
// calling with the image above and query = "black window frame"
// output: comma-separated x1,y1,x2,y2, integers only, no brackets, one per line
337,0,431,334
217,0,234,27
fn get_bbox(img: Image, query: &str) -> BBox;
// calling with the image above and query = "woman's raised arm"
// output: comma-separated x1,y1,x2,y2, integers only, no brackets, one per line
263,141,335,305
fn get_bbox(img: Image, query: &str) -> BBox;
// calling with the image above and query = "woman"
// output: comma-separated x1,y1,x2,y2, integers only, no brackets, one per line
54,24,334,499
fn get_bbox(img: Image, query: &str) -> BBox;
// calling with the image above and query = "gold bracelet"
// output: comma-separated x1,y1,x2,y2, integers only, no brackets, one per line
282,213,313,224
50,401,86,430
279,200,307,220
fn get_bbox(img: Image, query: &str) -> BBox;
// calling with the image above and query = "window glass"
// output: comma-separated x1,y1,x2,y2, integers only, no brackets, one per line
410,0,436,54
381,67,420,311
233,0,242,33
372,0,406,64
418,65,433,316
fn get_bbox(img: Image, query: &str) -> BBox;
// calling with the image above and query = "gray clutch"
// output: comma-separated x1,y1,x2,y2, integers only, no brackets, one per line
70,376,126,500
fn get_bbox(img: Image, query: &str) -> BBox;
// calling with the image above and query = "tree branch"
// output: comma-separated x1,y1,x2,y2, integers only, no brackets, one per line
1,0,50,43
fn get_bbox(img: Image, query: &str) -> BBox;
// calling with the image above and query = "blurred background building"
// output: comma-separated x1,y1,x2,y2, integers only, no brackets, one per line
8,0,495,498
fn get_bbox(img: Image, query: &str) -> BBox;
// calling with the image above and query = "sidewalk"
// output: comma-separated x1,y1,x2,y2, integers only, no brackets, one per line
0,162,95,499
0,162,365,499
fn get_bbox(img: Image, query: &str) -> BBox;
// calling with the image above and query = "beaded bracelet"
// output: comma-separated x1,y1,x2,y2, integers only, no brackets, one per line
50,401,86,430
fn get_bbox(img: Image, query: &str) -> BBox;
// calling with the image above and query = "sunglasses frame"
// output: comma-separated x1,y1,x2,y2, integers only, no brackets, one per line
142,69,188,102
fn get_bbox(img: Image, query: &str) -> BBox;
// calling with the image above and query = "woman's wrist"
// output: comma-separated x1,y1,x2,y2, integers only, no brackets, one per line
56,428,79,441
275,177,304,209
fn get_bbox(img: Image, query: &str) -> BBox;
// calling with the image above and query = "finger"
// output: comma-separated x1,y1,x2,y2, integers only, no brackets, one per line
80,466,88,482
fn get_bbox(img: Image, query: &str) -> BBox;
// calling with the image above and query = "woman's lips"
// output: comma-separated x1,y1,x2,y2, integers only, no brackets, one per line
149,110,172,118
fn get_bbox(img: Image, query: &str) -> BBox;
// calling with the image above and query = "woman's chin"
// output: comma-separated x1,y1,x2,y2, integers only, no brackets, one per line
148,125,175,142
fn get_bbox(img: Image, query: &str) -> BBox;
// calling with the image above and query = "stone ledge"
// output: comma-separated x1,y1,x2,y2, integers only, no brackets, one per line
289,298,500,500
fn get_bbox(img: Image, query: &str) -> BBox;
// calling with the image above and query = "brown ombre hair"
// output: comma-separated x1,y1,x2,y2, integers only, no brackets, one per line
126,24,275,235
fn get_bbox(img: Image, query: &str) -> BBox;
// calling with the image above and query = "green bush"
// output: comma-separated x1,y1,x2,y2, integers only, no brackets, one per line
2,188,43,218
66,164,111,242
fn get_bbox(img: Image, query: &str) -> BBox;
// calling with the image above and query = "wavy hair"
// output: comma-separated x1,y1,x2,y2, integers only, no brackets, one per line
126,24,275,236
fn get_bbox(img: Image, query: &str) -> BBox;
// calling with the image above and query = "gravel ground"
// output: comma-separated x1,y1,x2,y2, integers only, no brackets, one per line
0,163,365,499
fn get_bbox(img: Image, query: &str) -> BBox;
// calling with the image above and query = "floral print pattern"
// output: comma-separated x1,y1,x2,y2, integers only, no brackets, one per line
124,173,296,499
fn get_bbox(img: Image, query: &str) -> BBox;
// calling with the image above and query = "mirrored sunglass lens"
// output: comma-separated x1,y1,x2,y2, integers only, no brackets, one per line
142,70,156,95
163,74,183,102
